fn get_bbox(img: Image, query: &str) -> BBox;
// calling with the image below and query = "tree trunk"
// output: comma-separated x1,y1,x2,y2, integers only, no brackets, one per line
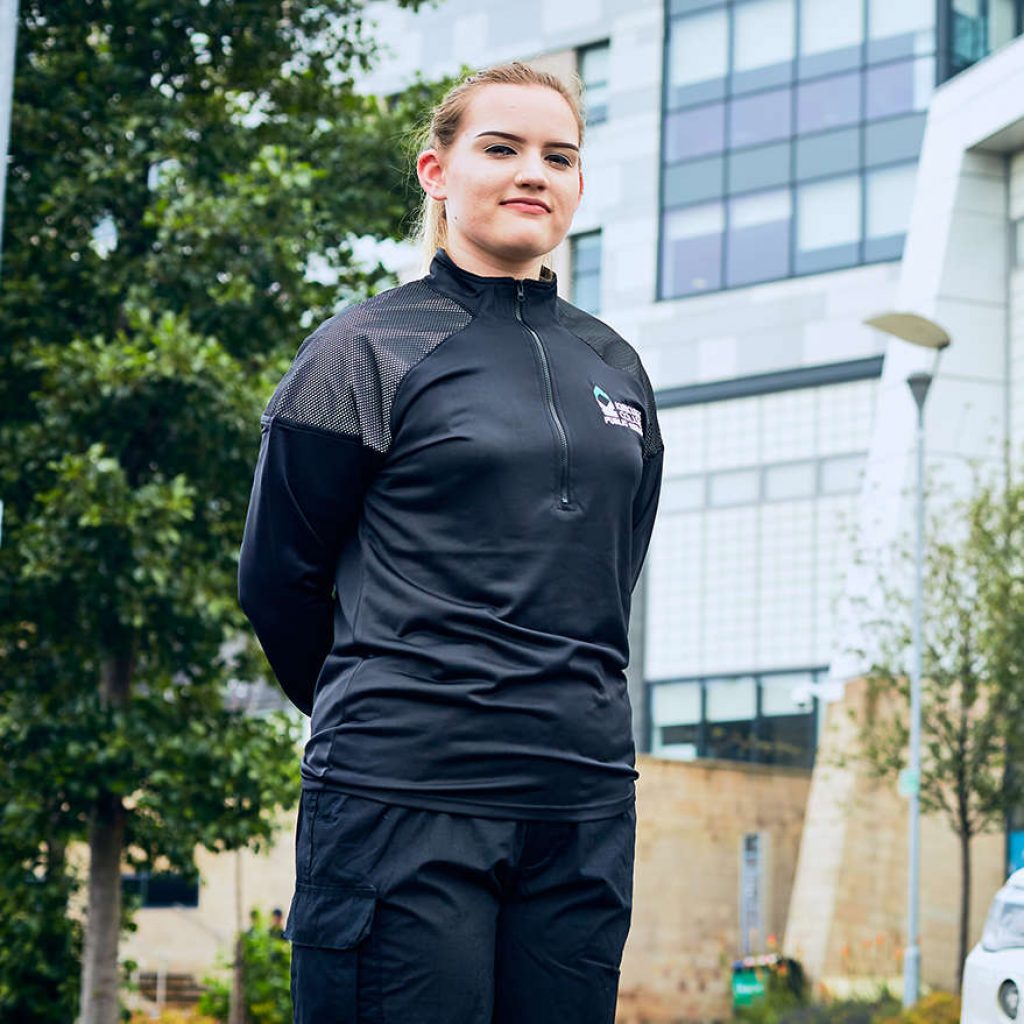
78,652,133,1024
958,827,972,990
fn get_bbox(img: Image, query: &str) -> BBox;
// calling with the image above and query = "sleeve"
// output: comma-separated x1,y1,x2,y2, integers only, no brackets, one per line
237,325,386,715
238,420,380,715
630,446,664,592
629,362,664,592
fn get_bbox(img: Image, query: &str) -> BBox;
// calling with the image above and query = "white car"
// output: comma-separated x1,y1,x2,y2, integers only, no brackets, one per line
962,868,1024,1022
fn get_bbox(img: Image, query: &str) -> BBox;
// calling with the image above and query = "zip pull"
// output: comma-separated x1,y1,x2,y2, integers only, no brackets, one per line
516,280,525,306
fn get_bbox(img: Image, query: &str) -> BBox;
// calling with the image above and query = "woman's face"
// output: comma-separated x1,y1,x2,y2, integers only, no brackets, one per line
417,83,584,278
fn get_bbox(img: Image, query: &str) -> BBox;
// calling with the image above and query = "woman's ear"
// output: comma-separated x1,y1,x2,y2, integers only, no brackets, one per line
417,149,447,201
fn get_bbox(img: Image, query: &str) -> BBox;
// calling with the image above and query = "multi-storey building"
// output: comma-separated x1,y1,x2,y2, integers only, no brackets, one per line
362,0,1024,776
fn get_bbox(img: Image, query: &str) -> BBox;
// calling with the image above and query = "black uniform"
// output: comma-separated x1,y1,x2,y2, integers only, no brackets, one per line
239,249,663,1022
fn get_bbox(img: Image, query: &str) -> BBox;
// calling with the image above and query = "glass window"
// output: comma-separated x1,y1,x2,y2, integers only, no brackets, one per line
571,230,602,315
866,57,934,119
580,42,610,125
864,113,926,167
797,71,861,133
709,467,760,505
665,103,726,162
652,681,702,761
661,203,724,297
726,189,792,287
727,142,790,194
733,0,796,75
670,0,727,12
705,676,756,761
868,0,935,62
795,175,861,273
800,0,863,65
820,453,867,494
764,460,816,500
795,127,860,181
667,9,729,107
757,674,816,767
729,88,792,148
665,155,724,207
866,163,915,238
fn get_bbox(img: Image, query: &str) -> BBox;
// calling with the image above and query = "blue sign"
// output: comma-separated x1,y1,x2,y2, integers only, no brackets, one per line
1010,831,1024,874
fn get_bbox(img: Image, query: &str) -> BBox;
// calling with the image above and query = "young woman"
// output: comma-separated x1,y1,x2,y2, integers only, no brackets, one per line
238,61,664,1024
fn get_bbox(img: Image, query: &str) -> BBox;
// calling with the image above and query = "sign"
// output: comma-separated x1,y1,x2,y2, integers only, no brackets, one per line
898,768,920,797
739,833,765,956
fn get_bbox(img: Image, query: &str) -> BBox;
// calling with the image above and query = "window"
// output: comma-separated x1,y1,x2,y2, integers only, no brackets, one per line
764,460,816,500
661,202,724,296
795,175,861,273
1015,219,1024,267
665,103,726,162
726,189,792,286
579,42,610,125
865,57,934,119
709,467,760,506
729,88,792,148
799,0,863,76
122,872,200,909
865,162,916,260
570,230,602,314
660,0,936,298
648,671,822,767
732,0,796,91
667,7,730,107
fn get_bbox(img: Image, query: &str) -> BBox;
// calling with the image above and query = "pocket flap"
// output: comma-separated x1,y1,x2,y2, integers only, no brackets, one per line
284,882,376,950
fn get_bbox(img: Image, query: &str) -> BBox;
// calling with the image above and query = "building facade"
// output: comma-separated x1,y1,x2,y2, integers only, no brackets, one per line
362,0,1024,774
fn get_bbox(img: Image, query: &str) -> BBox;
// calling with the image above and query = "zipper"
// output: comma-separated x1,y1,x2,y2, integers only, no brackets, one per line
516,280,572,508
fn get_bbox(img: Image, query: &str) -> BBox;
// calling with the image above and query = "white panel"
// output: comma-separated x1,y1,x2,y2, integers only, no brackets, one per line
660,405,708,474
669,8,729,87
645,512,704,679
707,396,761,468
703,506,759,672
757,500,816,667
734,0,795,71
801,0,863,55
817,380,877,454
651,680,702,725
759,389,818,462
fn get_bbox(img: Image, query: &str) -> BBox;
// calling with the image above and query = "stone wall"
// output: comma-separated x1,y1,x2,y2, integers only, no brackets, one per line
618,755,813,1024
785,679,1006,996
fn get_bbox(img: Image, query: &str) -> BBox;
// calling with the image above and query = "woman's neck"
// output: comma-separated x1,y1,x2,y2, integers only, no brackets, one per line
442,239,545,281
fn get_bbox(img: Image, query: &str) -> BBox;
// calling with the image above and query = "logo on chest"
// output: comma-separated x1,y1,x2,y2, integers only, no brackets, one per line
593,385,643,438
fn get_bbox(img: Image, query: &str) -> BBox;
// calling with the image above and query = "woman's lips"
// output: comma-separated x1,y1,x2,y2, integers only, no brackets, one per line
501,199,550,214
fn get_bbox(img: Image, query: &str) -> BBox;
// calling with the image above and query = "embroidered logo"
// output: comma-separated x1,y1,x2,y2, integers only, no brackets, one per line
593,385,643,437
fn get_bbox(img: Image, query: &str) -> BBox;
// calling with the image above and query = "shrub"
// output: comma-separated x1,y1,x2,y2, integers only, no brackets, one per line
198,910,291,1024
874,992,961,1024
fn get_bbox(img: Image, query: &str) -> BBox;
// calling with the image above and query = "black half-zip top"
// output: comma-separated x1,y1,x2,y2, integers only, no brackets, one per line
239,248,665,821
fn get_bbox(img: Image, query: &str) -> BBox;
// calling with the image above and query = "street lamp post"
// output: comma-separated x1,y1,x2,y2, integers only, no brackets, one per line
864,312,951,1010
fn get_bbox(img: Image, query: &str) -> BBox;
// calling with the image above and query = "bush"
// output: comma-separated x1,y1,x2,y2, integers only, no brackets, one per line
198,910,291,1024
874,992,961,1024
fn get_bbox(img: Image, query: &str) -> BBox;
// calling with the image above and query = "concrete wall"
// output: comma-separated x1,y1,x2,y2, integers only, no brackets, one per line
785,680,1006,995
619,756,812,1024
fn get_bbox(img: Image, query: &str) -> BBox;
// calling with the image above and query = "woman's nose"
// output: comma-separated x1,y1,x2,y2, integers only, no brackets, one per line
514,155,547,187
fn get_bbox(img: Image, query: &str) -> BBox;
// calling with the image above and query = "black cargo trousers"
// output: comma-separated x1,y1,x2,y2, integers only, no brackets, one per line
284,788,636,1023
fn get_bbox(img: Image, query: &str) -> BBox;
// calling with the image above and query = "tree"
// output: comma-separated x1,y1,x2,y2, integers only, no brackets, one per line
0,3,439,1021
850,473,1024,985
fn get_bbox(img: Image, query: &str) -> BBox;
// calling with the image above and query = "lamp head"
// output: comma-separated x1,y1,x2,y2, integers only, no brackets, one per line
864,312,951,350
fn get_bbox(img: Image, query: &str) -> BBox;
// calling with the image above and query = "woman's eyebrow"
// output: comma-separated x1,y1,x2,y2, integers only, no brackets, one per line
475,130,579,153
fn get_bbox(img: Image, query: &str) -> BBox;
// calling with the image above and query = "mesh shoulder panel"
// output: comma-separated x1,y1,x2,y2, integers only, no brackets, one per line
264,281,473,455
556,299,664,460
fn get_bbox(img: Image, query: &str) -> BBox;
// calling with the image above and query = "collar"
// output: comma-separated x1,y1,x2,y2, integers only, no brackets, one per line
425,248,559,324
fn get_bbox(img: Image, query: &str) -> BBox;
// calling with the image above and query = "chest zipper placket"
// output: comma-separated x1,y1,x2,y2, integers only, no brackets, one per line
515,279,572,509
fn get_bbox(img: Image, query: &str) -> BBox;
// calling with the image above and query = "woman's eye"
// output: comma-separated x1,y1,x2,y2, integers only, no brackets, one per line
547,153,573,167
485,144,516,155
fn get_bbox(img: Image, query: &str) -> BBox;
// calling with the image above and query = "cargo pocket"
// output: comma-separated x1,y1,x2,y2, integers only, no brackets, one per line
286,882,377,1023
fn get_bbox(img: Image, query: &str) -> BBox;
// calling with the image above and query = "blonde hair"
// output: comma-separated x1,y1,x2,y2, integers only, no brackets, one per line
413,61,586,272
